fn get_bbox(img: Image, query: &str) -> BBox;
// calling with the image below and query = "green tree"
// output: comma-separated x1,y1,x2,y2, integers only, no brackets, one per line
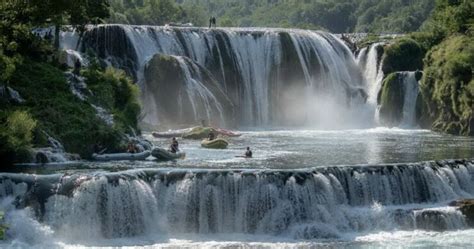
424,0,474,36
37,0,111,48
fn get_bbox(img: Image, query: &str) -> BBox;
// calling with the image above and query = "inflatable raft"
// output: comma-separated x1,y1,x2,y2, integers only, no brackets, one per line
151,148,186,160
92,150,151,161
201,138,229,149
215,128,242,137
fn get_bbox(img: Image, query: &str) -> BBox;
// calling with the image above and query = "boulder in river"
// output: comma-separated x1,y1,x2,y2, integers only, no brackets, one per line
450,199,474,227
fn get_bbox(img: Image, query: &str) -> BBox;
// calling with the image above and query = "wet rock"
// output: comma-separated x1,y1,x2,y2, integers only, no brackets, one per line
144,54,234,127
392,209,414,229
415,70,423,81
64,72,91,101
0,85,25,104
450,199,474,227
415,210,449,231
30,148,81,164
291,223,340,240
81,25,139,79
182,126,217,140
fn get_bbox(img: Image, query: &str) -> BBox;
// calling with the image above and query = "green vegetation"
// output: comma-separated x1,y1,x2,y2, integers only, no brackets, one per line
378,73,405,127
0,111,36,164
381,38,424,75
108,0,435,33
0,1,141,164
419,36,473,135
109,0,188,25
0,211,7,240
372,0,473,136
3,60,140,161
83,62,141,132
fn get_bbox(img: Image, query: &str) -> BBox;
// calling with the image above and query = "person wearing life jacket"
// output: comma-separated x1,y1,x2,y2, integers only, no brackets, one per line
169,137,179,153
245,147,253,158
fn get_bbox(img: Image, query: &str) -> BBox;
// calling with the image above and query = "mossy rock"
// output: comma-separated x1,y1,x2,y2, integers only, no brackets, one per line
182,126,217,140
382,38,424,75
378,73,405,127
419,35,474,136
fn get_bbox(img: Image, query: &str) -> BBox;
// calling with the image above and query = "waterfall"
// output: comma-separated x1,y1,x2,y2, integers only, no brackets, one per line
357,43,384,105
175,56,226,124
1,159,472,241
62,25,367,127
400,72,420,127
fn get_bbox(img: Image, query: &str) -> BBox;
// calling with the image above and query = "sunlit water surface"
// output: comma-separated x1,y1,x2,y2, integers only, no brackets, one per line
28,127,474,174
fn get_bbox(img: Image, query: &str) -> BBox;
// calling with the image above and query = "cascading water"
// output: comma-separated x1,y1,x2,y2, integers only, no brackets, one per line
1,159,472,245
399,72,420,127
357,43,384,105
174,55,226,124
62,25,368,127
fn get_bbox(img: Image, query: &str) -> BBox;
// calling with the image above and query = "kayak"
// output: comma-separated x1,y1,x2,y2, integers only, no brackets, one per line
201,138,229,149
151,148,186,160
92,150,151,161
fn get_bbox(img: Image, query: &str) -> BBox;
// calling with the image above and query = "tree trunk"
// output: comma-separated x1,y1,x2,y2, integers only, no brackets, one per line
54,23,60,49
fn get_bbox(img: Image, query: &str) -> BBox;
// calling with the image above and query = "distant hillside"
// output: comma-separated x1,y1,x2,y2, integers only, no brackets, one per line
109,0,435,33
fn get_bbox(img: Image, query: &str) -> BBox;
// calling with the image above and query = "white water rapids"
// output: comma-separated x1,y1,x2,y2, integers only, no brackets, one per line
1,159,473,248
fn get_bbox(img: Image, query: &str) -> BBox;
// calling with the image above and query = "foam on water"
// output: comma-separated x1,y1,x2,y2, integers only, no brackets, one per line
1,159,474,248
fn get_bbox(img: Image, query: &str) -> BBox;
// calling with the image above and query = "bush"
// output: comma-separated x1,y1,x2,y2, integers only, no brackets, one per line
409,32,444,52
83,66,141,132
381,38,424,75
0,110,36,164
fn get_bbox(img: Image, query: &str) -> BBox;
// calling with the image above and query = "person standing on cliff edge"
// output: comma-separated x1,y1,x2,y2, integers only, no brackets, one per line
209,16,217,28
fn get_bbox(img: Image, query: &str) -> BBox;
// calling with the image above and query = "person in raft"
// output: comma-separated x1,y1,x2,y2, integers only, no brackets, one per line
169,137,180,153
208,131,216,141
245,147,253,158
